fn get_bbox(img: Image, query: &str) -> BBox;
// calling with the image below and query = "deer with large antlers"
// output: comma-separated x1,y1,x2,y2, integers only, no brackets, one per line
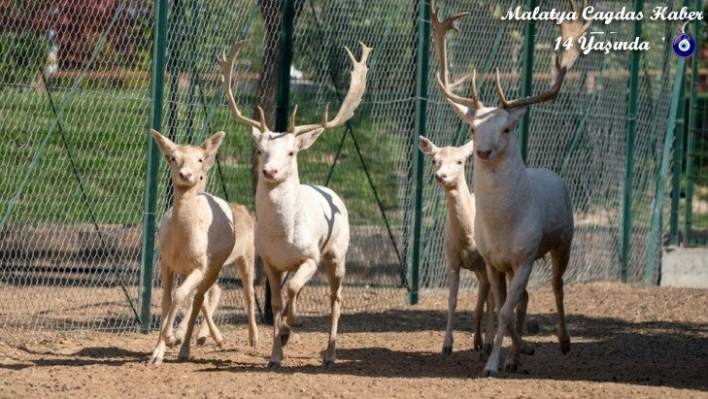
217,39,371,369
431,0,588,376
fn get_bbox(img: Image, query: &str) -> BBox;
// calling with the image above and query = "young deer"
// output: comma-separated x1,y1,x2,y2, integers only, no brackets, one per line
431,0,588,376
217,39,371,369
418,136,496,357
148,130,235,365
170,177,259,350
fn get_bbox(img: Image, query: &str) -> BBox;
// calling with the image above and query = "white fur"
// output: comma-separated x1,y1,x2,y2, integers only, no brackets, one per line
418,136,495,357
448,103,574,376
147,130,236,365
251,127,349,369
169,194,259,350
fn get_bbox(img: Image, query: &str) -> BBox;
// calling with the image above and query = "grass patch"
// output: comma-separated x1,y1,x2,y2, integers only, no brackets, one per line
0,87,403,227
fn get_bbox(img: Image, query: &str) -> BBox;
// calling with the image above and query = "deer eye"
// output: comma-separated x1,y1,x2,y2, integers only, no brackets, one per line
257,150,262,155
168,156,176,163
288,151,295,157
457,160,463,165
198,158,204,163
503,128,510,134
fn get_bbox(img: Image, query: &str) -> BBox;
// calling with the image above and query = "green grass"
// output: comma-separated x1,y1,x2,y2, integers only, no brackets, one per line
0,88,403,227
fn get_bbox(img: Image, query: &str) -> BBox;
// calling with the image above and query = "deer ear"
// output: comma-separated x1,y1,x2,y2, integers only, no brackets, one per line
200,131,225,171
201,131,226,154
150,129,177,157
418,136,438,156
297,128,325,150
506,107,527,127
251,127,262,144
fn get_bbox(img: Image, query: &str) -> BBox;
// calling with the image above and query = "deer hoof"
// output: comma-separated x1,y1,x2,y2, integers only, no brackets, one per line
483,367,498,377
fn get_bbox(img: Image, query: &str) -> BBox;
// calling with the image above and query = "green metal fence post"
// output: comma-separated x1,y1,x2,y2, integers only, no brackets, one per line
140,0,169,333
185,0,200,144
670,81,686,245
408,0,430,305
620,0,643,283
645,57,686,285
518,0,536,163
262,0,296,324
684,3,702,245
669,0,691,246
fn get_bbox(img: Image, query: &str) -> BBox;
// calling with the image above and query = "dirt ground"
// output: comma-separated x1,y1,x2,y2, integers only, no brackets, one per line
1,282,707,398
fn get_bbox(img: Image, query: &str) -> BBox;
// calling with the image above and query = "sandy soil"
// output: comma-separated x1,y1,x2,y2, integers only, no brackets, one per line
1,282,707,398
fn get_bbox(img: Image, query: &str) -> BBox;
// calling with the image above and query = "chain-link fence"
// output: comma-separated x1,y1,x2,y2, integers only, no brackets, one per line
418,0,683,295
0,0,689,340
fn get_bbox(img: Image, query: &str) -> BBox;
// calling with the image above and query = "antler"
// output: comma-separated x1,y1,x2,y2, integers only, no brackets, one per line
217,39,269,133
430,2,480,108
289,42,372,135
495,0,590,110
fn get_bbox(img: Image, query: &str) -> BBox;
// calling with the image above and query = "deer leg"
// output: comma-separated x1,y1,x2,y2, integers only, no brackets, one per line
483,265,505,376
504,286,529,373
442,265,460,356
177,267,222,362
148,262,173,365
161,268,203,351
282,259,317,345
484,262,534,377
236,251,259,348
196,280,225,348
265,264,284,369
502,265,535,374
197,283,221,346
475,270,494,357
322,250,345,368
172,286,190,348
472,270,487,354
551,244,571,354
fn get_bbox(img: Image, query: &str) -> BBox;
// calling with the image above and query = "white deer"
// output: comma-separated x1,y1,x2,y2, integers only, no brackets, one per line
148,130,234,365
217,39,371,369
418,136,496,356
431,0,588,376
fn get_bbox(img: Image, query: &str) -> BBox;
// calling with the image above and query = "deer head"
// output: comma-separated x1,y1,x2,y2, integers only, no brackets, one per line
217,40,372,183
419,136,475,188
150,129,226,189
431,0,589,163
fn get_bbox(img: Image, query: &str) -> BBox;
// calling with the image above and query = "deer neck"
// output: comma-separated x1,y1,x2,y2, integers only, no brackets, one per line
170,184,201,239
473,146,533,227
444,177,474,236
255,173,302,237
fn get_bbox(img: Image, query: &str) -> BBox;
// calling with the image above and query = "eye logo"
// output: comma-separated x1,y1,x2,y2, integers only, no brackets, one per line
673,20,696,58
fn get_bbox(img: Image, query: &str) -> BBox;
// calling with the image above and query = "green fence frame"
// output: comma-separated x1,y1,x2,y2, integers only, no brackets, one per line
135,0,689,333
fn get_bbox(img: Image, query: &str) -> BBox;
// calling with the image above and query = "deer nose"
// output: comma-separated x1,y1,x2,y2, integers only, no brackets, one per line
179,171,192,181
476,150,492,160
263,168,277,179
435,173,446,182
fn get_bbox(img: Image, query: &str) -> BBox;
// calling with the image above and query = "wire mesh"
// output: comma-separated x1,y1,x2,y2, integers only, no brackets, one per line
417,0,682,297
0,0,688,340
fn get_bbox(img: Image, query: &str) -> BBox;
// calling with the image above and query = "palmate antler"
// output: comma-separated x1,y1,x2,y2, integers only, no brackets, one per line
218,39,372,136
289,42,372,135
433,0,590,112
217,40,269,133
